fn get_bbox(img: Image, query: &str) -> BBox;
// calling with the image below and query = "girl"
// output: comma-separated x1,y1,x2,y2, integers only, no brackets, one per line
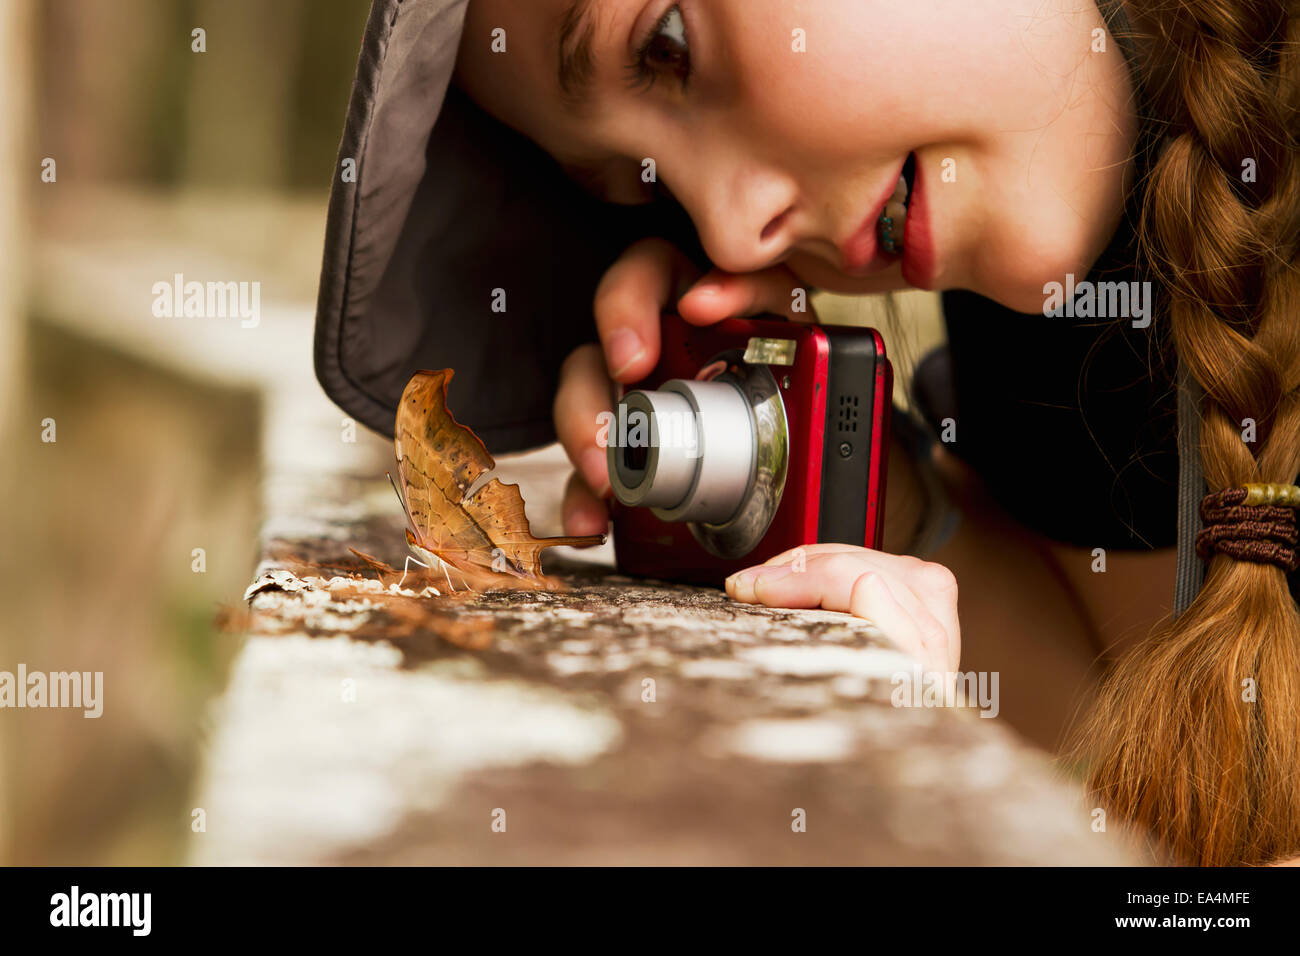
315,0,1299,864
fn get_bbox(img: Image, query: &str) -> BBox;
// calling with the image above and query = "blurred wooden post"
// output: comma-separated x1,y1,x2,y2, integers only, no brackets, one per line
0,0,33,868
36,0,174,183
0,0,29,432
184,0,307,189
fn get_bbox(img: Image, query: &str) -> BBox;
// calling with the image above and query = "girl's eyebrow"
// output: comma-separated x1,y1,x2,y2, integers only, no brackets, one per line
557,0,599,107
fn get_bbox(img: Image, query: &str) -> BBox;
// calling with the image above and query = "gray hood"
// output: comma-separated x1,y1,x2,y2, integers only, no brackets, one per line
313,0,698,449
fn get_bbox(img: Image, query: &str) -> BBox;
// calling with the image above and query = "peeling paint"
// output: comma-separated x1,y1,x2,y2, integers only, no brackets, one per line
737,644,918,678
830,675,873,699
546,653,600,676
701,717,857,763
678,658,760,681
191,634,624,865
244,568,311,601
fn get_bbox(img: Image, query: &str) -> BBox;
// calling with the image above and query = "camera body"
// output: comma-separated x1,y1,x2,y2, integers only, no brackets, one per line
607,313,893,586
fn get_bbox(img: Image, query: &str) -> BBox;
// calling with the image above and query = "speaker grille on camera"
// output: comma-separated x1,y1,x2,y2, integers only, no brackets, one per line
837,393,859,433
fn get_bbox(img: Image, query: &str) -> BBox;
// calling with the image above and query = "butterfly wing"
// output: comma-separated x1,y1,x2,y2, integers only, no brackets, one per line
394,369,603,590
461,476,603,579
395,370,500,574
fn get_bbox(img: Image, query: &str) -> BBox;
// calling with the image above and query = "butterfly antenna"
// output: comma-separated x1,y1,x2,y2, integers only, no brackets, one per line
387,470,420,538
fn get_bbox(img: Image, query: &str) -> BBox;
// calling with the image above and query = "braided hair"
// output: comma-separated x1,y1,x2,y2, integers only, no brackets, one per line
1068,0,1300,865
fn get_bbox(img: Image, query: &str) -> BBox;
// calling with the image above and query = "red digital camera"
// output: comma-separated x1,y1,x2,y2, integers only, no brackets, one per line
606,313,893,586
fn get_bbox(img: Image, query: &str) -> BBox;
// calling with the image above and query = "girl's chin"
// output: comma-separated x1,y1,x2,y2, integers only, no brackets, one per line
787,256,910,296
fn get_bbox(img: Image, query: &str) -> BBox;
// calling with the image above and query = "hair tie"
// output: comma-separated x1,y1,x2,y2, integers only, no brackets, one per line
1195,483,1300,572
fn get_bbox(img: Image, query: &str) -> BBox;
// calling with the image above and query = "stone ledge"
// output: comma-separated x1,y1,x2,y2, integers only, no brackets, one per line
189,462,1141,865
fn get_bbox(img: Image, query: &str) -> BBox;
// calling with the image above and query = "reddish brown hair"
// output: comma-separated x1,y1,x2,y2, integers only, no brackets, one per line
1068,0,1300,865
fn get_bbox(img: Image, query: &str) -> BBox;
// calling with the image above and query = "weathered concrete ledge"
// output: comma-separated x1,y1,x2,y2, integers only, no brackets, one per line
189,441,1140,865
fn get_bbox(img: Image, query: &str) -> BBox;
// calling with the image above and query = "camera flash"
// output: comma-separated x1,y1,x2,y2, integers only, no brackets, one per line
742,337,797,366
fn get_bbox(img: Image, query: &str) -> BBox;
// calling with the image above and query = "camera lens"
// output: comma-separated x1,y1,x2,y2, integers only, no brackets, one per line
607,378,756,523
622,443,648,474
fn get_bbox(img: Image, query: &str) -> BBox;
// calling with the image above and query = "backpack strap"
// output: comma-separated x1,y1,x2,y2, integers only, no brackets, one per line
1174,361,1207,616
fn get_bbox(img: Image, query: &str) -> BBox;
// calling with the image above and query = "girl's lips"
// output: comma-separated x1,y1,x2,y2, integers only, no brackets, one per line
899,155,935,289
838,158,911,275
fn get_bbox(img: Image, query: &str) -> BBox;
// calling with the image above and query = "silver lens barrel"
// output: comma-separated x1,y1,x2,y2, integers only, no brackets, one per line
608,378,756,524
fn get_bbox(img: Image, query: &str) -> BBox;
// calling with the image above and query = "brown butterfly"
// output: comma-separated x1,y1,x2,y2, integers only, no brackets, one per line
388,369,604,591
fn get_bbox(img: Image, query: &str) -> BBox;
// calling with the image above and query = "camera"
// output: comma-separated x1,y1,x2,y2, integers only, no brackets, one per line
606,312,893,585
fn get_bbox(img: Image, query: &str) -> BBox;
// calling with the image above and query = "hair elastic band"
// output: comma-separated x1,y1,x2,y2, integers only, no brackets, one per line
1240,482,1300,507
1195,484,1300,572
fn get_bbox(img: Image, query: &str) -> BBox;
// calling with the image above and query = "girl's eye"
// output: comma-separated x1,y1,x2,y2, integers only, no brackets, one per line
631,6,691,90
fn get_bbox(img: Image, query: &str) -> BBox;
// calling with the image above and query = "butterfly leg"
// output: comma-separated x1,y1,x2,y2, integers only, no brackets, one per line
426,526,459,593
399,555,430,590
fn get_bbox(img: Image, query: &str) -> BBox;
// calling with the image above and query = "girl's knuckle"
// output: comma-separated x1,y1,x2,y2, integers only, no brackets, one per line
918,561,958,597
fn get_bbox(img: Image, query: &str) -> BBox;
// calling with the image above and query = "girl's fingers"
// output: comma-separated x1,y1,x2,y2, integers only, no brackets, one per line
560,469,609,537
552,343,615,499
759,542,870,567
593,238,700,383
725,549,959,671
754,545,961,665
754,545,951,623
677,266,817,325
749,552,937,628
726,551,861,610
731,556,931,668
848,572,948,674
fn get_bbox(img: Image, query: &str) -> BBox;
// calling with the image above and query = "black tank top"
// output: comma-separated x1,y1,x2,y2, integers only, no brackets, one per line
939,226,1180,551
938,213,1300,607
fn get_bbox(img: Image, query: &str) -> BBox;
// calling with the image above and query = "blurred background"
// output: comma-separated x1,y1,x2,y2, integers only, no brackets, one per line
0,0,371,866
0,0,942,864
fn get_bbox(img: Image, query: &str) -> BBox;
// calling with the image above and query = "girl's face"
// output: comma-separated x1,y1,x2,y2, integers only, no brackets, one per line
454,0,1137,313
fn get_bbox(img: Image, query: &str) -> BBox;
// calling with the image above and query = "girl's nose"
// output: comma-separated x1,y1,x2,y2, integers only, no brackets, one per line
684,162,801,274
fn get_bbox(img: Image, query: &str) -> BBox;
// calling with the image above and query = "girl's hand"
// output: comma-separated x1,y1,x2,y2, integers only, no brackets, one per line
554,237,815,536
726,544,961,674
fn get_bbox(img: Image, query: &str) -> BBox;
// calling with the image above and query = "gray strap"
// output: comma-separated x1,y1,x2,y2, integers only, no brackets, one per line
1174,361,1206,615
1099,0,1202,612
890,405,962,560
